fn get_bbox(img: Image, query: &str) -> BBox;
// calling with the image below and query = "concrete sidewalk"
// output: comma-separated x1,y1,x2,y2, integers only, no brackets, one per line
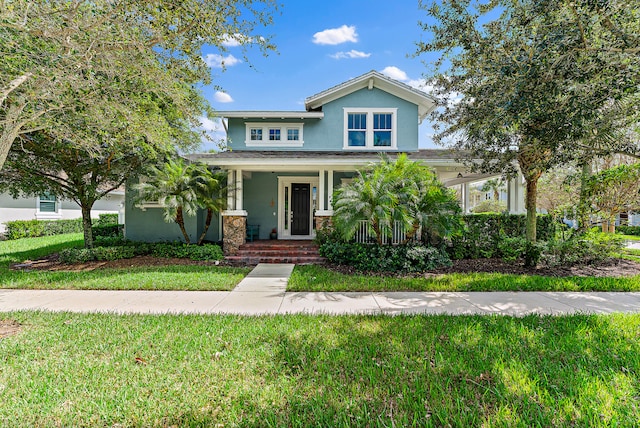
0,263,639,316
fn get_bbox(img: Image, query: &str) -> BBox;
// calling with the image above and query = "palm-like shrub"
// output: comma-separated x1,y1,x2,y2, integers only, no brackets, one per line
333,154,461,245
191,165,227,244
135,159,202,244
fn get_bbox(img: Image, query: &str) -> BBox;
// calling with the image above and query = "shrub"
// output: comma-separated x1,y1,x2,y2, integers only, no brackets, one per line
59,246,137,263
4,218,86,239
617,225,640,236
319,241,451,273
92,224,124,238
446,213,556,259
58,241,224,263
95,213,119,226
496,235,527,263
541,231,624,267
4,220,45,240
149,242,224,261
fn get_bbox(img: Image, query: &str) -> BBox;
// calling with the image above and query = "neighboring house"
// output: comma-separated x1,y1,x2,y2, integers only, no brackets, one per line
125,71,525,253
0,191,125,233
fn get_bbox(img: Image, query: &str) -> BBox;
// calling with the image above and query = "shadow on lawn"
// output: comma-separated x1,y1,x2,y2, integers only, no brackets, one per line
227,315,640,427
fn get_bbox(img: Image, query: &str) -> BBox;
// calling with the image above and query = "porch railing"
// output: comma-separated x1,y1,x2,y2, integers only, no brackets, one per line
353,220,418,245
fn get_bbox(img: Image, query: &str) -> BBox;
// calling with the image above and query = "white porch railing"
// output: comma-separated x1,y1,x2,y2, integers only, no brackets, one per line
354,220,417,245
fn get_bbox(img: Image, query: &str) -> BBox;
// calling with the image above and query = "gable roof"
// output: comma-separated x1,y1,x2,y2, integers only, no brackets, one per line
304,70,438,122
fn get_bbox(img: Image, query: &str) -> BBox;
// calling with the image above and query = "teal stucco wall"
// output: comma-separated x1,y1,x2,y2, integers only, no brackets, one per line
124,182,221,243
227,87,419,152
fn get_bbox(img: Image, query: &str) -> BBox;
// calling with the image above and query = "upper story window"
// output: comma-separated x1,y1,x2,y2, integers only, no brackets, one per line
245,123,304,147
344,108,397,150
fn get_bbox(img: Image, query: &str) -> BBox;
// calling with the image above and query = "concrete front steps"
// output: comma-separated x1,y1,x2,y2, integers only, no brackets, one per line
226,240,326,264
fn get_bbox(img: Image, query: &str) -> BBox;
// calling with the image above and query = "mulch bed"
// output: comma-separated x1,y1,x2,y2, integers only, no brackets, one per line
10,254,640,278
325,258,640,278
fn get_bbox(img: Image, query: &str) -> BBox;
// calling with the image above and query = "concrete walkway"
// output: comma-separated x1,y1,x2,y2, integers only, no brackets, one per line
1,263,639,316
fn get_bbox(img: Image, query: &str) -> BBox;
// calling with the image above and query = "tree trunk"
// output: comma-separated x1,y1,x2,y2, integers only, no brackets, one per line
525,177,539,243
80,203,94,249
197,208,213,245
175,206,191,244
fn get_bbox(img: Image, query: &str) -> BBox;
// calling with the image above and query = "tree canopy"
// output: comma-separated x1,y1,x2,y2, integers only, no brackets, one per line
0,0,277,169
0,131,168,248
416,0,640,249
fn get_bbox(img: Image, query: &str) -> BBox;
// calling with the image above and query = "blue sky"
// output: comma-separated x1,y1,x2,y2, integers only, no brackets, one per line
198,0,441,151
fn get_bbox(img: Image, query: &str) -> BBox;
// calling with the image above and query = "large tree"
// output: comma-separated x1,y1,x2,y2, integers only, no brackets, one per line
0,131,172,248
0,0,277,169
416,0,640,253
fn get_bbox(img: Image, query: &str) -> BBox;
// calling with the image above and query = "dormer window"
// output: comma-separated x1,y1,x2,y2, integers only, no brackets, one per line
344,108,397,150
245,123,304,147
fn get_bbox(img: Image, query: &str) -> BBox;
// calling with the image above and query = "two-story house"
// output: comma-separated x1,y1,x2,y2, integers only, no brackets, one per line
125,71,525,254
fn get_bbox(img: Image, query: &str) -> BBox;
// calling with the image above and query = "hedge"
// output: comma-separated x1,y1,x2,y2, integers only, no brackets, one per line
4,219,84,240
616,225,640,236
446,213,555,259
58,242,224,263
4,216,123,240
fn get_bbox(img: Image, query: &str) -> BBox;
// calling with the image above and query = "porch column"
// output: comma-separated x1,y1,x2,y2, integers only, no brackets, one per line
235,169,243,211
507,173,526,214
327,170,334,210
462,182,470,213
315,169,334,231
318,169,325,211
227,170,235,210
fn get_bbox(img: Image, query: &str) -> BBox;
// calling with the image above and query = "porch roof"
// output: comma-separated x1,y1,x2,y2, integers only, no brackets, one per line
186,149,471,169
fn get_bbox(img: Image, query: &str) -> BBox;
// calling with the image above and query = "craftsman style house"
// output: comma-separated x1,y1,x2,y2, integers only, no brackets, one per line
125,71,525,253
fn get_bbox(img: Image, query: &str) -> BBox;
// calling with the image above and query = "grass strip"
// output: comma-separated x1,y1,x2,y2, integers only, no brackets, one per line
289,265,640,292
0,312,638,427
0,234,249,291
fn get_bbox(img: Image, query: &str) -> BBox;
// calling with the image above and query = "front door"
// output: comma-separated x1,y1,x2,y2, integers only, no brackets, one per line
291,183,310,235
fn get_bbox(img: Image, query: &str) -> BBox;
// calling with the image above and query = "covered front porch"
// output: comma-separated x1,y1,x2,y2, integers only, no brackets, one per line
188,151,526,255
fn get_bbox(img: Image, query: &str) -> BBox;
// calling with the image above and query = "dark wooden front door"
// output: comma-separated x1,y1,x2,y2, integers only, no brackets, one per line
291,183,310,235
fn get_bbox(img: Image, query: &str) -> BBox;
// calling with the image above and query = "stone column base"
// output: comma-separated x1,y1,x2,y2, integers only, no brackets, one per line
314,214,333,231
222,211,247,256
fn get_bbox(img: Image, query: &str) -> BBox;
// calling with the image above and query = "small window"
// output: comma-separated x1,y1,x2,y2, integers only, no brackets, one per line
287,128,299,141
39,193,57,213
250,128,262,141
269,128,281,141
347,113,367,147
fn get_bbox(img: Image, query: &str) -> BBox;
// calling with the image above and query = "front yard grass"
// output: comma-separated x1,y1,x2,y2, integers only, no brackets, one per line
1,311,638,426
289,265,640,292
0,234,249,291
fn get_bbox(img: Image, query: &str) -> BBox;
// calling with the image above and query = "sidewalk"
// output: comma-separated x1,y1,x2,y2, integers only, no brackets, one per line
1,264,639,316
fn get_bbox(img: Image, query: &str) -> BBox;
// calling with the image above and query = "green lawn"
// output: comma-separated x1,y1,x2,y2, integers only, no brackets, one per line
0,234,249,291
1,311,638,426
289,265,640,292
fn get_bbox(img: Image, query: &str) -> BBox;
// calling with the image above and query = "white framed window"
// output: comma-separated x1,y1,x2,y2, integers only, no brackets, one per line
250,128,263,141
245,123,304,147
343,108,397,150
36,192,61,219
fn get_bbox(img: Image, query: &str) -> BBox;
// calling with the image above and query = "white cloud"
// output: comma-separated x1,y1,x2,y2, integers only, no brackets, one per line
380,66,409,82
221,33,262,47
312,25,358,45
329,50,371,60
203,53,241,68
214,91,234,103
199,116,225,133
